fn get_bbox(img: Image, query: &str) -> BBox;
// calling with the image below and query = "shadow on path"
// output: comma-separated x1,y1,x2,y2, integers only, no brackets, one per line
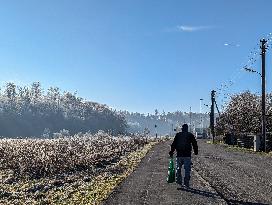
177,187,270,205
227,199,270,205
177,187,220,199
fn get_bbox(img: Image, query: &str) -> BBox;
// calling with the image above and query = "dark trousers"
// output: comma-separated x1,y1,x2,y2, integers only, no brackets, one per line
175,157,191,186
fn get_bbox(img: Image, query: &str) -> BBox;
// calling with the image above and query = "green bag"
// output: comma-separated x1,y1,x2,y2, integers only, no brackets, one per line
167,158,175,183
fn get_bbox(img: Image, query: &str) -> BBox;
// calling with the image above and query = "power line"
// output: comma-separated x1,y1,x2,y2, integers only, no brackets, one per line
216,34,271,109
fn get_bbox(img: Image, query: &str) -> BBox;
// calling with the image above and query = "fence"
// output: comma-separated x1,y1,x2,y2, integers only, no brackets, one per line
223,133,272,152
265,133,272,152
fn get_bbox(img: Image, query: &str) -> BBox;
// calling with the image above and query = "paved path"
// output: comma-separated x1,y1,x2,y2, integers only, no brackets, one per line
103,140,227,205
193,140,272,205
103,140,272,205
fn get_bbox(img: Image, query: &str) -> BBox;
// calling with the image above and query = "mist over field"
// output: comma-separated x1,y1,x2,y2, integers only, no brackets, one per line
124,111,209,135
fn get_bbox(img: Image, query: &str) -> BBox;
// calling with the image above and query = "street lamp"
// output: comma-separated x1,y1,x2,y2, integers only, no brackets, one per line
200,99,204,131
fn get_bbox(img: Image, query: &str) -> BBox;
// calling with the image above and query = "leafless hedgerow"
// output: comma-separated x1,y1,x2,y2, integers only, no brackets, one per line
216,91,272,135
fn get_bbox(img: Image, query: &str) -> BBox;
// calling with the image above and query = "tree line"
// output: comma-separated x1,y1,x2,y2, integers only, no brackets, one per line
0,82,127,137
0,81,211,138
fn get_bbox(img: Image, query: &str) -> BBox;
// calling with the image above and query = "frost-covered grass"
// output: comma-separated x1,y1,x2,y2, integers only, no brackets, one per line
0,131,148,178
60,141,158,205
0,132,159,204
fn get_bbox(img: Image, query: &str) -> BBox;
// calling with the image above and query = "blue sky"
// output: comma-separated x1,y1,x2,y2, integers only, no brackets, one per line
0,0,271,114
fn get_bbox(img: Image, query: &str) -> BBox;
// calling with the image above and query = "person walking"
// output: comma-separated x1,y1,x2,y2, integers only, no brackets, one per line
169,124,198,187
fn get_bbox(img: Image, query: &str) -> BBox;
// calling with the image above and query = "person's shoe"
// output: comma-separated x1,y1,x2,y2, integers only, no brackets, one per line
177,184,184,190
184,182,190,188
176,181,182,185
184,177,190,188
177,186,183,190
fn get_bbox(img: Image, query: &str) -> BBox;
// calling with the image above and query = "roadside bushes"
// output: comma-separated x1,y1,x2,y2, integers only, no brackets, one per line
214,91,272,134
216,91,272,151
216,91,261,134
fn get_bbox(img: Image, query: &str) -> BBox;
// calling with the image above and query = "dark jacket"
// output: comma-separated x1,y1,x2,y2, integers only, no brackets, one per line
170,131,198,157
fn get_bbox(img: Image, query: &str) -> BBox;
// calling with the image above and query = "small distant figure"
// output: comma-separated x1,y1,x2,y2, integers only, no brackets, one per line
169,124,198,187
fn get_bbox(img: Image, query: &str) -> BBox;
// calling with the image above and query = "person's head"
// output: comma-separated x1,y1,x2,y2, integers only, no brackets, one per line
182,124,188,132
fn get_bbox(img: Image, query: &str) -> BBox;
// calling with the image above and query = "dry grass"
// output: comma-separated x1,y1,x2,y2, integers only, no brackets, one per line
0,132,158,204
0,132,147,179
58,141,158,205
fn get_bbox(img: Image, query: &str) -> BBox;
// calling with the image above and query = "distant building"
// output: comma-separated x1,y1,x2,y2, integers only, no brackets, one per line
195,127,208,139
195,128,204,134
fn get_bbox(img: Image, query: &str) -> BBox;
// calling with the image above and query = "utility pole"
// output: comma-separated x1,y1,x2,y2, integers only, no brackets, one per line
200,98,203,132
190,106,192,132
155,124,158,139
210,90,216,143
261,39,267,152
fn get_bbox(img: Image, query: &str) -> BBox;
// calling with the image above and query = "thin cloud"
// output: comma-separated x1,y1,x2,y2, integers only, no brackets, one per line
176,25,214,32
224,43,240,47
